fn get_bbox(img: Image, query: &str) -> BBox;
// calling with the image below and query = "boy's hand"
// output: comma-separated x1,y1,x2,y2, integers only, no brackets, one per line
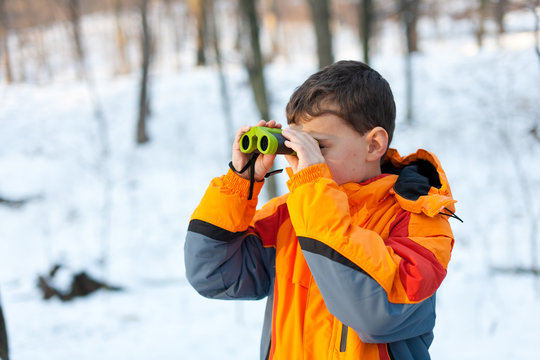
282,128,325,173
232,120,282,181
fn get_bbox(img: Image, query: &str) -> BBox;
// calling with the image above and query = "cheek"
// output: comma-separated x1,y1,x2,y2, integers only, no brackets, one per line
323,158,345,183
326,149,365,184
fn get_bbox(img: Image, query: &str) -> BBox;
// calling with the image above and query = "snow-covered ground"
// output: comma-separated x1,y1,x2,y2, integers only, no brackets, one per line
1,8,540,359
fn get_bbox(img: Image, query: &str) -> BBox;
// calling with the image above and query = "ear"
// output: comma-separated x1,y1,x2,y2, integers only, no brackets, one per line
365,127,389,162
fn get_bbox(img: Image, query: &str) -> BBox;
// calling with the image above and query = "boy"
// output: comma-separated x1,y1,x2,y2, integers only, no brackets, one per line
185,61,457,359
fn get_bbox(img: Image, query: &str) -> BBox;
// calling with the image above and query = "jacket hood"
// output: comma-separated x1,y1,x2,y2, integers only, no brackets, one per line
382,148,457,218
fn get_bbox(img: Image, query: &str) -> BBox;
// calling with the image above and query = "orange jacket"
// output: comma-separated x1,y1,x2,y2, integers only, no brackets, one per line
185,149,456,360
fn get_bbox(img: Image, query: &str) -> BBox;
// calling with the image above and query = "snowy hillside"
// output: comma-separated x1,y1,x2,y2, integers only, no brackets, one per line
1,8,540,360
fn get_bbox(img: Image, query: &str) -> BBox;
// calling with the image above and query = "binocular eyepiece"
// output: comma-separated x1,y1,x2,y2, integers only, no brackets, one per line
240,126,295,155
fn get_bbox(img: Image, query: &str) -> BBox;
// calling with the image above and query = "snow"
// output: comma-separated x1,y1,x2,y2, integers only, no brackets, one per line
1,9,540,360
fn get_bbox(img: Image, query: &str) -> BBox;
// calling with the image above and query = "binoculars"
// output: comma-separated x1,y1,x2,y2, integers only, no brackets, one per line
239,126,295,155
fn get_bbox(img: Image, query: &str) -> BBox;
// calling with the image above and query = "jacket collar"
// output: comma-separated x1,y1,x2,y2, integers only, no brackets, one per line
341,148,456,218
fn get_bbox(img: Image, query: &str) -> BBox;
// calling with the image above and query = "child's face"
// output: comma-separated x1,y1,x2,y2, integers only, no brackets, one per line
289,113,379,185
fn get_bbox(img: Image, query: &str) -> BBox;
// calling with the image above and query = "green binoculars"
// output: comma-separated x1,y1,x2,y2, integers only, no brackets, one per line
240,126,295,155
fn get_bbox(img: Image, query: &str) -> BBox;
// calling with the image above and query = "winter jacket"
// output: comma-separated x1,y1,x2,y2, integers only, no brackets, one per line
185,148,456,360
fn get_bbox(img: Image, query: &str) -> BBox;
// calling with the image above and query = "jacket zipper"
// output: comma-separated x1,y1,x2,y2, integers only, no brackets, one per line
339,324,348,352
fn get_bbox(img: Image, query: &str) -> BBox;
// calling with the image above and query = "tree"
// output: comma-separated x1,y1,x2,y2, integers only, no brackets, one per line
34,26,52,82
307,0,334,68
265,0,282,61
208,0,234,146
67,0,87,80
163,0,184,70
0,0,13,83
476,0,489,48
0,302,7,360
358,0,374,64
190,0,208,66
137,0,151,144
494,0,509,35
238,0,277,198
400,0,420,53
238,0,270,122
399,0,420,123
112,0,131,74
533,0,540,66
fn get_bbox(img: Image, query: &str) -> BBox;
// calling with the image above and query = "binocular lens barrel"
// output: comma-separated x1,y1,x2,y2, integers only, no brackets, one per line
241,134,252,151
239,127,295,155
259,136,269,152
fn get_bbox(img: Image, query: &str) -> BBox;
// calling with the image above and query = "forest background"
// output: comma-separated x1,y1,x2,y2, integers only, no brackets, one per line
1,0,540,359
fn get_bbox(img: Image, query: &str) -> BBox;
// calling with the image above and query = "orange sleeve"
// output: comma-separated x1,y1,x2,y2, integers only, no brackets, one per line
286,163,453,304
191,169,265,233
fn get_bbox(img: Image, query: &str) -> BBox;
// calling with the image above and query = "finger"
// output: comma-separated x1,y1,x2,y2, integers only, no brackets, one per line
268,120,283,129
260,153,277,170
233,125,252,148
283,140,303,154
282,130,315,150
257,119,283,129
284,154,298,169
235,125,252,138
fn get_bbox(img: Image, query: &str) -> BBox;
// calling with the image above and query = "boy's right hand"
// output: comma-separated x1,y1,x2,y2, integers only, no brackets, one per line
232,120,282,182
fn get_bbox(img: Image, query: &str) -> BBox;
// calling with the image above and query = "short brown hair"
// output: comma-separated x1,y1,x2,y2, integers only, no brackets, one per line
285,60,396,145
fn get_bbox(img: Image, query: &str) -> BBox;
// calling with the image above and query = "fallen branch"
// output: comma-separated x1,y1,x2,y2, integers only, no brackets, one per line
37,264,122,302
490,266,540,276
0,195,41,208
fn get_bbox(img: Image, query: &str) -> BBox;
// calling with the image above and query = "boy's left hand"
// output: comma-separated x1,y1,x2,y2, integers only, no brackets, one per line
282,128,325,174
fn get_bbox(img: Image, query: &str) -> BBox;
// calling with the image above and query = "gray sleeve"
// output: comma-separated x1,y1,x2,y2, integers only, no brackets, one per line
185,220,275,300
300,239,435,343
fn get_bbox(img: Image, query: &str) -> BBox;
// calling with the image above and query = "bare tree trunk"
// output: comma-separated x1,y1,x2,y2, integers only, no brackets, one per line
532,0,540,143
137,0,151,144
265,0,281,61
0,0,13,83
400,0,420,124
531,0,540,66
495,0,508,35
164,0,183,70
208,0,234,146
0,300,8,360
34,27,52,82
112,0,131,74
67,0,86,80
358,0,374,65
404,52,413,123
238,0,269,122
191,0,208,66
400,0,420,53
476,0,489,48
0,33,11,83
238,0,277,199
15,31,28,82
307,0,334,68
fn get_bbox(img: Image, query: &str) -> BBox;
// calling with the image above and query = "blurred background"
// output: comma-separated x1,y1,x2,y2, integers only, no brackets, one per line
0,0,539,359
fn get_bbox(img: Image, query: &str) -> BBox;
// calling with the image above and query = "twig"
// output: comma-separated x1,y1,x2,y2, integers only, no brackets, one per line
532,0,540,67
0,195,41,208
491,266,540,276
